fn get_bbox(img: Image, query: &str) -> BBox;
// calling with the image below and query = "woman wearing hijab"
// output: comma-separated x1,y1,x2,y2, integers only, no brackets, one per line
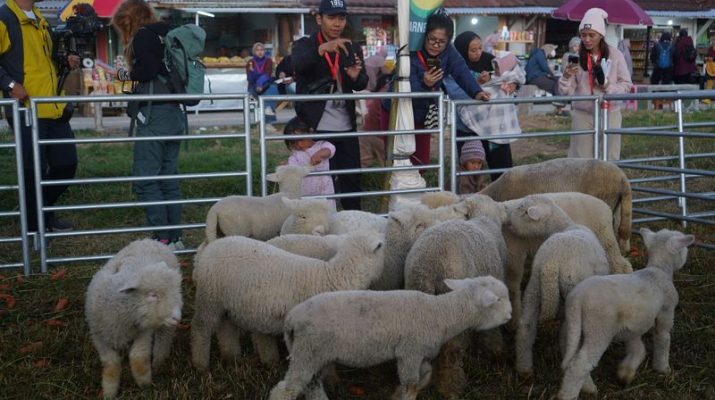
559,7,633,161
453,31,495,85
247,42,278,132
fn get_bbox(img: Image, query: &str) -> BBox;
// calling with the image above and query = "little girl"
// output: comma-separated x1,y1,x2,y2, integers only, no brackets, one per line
284,117,337,211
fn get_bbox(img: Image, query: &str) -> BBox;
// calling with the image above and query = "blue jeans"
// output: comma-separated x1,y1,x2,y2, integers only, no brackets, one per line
252,84,278,123
132,104,185,241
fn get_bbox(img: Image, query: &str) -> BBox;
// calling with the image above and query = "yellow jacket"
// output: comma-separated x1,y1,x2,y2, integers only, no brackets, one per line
0,0,65,119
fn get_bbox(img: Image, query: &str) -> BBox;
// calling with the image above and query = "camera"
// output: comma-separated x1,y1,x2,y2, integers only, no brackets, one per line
53,4,104,67
568,55,579,65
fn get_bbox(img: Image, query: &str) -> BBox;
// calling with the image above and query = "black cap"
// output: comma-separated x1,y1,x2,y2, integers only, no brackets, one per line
319,0,348,15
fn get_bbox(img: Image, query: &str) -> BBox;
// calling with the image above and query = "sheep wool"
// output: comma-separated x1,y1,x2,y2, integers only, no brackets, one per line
269,276,512,400
191,230,385,371
505,196,610,375
85,239,183,399
558,228,694,400
204,165,312,242
267,233,346,261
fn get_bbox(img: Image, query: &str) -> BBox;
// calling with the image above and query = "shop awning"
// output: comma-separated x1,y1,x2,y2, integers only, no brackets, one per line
446,7,556,15
59,0,122,20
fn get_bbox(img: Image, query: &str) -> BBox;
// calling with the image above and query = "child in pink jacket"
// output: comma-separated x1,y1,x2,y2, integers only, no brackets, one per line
558,8,633,161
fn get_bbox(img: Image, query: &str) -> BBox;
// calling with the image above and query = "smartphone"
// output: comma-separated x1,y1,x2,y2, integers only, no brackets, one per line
426,57,441,71
568,55,579,65
343,43,356,67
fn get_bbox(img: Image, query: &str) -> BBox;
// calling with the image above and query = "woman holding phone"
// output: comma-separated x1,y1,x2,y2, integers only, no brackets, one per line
559,7,632,160
409,11,489,169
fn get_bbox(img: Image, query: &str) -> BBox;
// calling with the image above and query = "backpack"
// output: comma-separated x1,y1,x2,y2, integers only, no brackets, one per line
683,44,697,63
656,42,673,69
160,24,207,106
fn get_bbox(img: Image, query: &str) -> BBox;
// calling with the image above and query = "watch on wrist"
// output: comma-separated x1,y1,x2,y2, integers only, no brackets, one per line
8,81,15,90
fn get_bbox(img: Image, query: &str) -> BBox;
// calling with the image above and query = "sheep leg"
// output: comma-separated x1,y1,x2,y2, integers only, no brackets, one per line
95,341,122,399
216,318,242,362
652,310,674,374
268,340,322,400
303,377,329,400
515,279,541,375
558,334,610,400
505,249,527,331
395,355,426,400
617,337,646,384
190,304,223,372
129,331,153,387
152,326,176,371
434,334,469,399
251,332,281,366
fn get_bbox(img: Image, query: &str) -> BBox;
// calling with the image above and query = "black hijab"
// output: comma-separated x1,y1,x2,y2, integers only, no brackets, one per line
454,31,480,71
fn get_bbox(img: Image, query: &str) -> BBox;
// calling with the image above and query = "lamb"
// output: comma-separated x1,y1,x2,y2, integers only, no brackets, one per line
190,230,384,371
504,196,610,376
279,197,332,236
269,276,512,400
204,165,312,242
267,233,346,261
420,190,461,209
466,192,631,333
558,228,694,400
403,194,507,398
328,210,388,234
479,158,633,253
85,239,183,399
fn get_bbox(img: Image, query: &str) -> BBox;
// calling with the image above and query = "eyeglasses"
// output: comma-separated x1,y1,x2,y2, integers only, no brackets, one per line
426,35,448,47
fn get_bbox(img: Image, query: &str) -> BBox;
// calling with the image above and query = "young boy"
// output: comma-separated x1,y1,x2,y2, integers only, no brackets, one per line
458,139,486,194
284,117,337,210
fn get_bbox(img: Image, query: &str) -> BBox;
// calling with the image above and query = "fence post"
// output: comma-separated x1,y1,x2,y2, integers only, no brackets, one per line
259,96,268,197
602,102,609,161
450,97,458,193
12,104,31,275
93,102,104,131
244,94,253,197
29,101,49,273
675,98,688,227
593,98,600,159
437,94,445,191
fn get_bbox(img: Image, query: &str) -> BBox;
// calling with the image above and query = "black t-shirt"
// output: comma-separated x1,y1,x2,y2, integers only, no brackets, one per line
471,52,496,73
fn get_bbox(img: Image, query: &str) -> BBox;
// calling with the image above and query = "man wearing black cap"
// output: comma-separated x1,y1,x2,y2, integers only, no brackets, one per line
292,0,368,210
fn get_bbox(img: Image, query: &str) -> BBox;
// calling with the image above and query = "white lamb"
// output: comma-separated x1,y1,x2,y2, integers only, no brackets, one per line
269,276,512,400
85,239,183,399
190,230,384,371
504,196,610,376
558,228,694,400
328,210,388,234
479,158,633,253
279,197,331,236
403,194,507,399
204,165,312,242
267,233,346,261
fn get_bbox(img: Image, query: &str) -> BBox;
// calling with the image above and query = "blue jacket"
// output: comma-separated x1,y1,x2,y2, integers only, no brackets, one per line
525,48,552,83
410,44,481,125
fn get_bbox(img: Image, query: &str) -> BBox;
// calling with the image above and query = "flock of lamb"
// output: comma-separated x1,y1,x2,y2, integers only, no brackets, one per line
83,158,695,400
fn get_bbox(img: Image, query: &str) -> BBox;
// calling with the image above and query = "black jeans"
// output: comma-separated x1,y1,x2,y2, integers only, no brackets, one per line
13,117,78,231
320,130,362,210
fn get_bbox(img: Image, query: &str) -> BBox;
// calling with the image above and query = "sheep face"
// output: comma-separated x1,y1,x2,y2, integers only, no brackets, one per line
119,262,183,330
640,228,695,272
462,194,507,223
503,196,566,238
282,198,331,236
444,276,512,330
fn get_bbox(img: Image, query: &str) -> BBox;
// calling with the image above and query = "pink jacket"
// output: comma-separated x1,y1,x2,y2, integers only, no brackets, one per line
558,45,633,113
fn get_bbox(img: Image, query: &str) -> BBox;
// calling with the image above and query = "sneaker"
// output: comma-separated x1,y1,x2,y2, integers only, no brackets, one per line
264,107,276,116
47,218,73,232
265,124,278,134
169,239,185,251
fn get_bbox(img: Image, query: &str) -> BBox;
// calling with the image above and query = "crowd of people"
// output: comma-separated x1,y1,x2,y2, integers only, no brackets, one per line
2,0,711,240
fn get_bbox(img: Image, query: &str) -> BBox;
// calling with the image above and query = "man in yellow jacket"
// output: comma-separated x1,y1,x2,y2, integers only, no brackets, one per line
0,0,80,233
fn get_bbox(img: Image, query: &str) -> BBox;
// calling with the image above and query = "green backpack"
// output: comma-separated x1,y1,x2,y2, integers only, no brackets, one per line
161,24,206,106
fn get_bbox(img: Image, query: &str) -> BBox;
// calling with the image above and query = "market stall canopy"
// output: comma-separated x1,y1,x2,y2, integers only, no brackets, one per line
552,0,653,26
59,0,122,20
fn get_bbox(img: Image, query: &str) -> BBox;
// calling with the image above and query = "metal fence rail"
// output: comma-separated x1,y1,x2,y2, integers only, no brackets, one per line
0,100,30,275
29,93,253,273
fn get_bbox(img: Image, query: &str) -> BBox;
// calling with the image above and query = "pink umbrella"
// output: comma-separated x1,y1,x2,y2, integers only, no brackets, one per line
552,0,653,26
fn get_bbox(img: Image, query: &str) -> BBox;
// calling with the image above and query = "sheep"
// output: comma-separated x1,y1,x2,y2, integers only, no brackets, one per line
279,197,332,236
85,239,183,399
557,228,694,400
420,190,461,209
479,158,633,254
267,233,346,261
328,210,388,235
504,196,610,376
190,230,385,371
403,194,507,399
268,276,512,400
466,192,631,333
204,165,312,242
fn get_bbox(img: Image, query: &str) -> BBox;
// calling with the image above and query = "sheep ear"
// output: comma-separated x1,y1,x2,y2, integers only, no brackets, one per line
667,234,695,253
452,202,470,217
526,205,547,221
266,172,279,183
119,279,139,294
639,228,655,247
282,197,296,208
444,278,468,292
479,290,500,307
372,240,383,253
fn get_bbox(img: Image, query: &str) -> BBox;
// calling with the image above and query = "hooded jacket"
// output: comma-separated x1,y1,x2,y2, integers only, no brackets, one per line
0,0,65,119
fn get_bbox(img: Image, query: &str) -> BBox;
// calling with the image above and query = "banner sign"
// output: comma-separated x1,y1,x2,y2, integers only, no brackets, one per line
408,0,445,51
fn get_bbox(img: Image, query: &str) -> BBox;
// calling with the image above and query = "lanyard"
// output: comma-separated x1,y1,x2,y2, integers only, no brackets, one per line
317,33,341,83
416,51,428,70
587,52,600,95
253,58,266,75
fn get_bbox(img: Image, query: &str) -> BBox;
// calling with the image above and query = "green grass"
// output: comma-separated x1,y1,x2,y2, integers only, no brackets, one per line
0,111,714,399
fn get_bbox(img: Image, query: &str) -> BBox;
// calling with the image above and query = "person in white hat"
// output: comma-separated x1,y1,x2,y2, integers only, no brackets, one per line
559,7,633,161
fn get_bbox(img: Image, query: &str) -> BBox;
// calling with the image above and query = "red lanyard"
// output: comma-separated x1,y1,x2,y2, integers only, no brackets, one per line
587,52,600,95
317,33,341,83
253,58,266,74
416,51,428,70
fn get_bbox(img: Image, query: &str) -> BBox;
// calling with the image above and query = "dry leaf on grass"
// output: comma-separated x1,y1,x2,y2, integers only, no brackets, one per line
49,268,67,281
0,294,16,309
45,319,64,327
18,342,43,354
54,298,69,312
34,358,50,368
